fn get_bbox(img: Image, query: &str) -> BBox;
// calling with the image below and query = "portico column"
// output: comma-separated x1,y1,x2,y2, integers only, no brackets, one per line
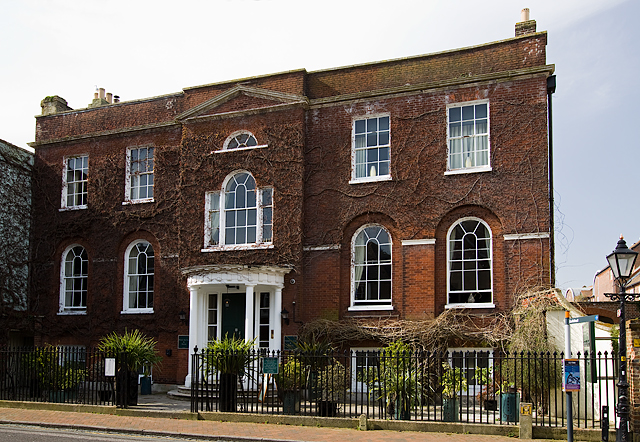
273,286,283,351
245,284,255,344
185,285,199,387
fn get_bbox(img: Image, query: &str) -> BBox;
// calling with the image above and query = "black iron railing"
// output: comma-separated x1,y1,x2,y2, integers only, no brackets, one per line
0,346,117,406
191,348,617,428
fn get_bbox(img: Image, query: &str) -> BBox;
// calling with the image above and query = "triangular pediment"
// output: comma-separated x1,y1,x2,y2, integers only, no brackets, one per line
176,85,308,121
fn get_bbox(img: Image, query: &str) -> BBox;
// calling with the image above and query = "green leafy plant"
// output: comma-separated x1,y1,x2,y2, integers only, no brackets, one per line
205,334,257,375
273,358,306,393
361,341,422,418
26,345,86,392
441,362,468,399
98,329,162,373
317,360,347,402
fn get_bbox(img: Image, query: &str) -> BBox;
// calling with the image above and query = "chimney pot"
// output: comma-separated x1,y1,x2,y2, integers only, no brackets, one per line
114,95,120,103
106,92,112,104
94,92,98,99
99,88,105,99
515,8,536,36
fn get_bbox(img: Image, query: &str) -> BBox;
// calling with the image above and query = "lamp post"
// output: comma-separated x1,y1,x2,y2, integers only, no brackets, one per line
604,236,639,442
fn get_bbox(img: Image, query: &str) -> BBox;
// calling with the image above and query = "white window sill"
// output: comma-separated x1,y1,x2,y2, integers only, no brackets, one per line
201,243,274,252
59,205,87,212
349,175,392,185
121,309,154,314
444,166,492,176
58,310,87,315
213,144,268,154
348,305,394,312
445,303,495,309
122,198,154,205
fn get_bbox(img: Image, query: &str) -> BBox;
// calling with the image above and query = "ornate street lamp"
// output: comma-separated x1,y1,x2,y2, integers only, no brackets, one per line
604,236,638,442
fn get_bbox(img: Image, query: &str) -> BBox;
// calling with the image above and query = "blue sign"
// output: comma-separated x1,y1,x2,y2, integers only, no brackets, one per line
563,359,580,391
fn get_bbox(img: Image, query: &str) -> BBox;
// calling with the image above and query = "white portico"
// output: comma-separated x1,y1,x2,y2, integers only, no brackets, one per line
182,264,289,387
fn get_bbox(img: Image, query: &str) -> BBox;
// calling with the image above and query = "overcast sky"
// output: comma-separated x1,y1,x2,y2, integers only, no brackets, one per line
1,0,637,292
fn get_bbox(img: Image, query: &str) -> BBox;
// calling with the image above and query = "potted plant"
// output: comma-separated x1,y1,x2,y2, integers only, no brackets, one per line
273,357,305,414
31,345,87,403
204,334,256,412
295,339,334,401
316,359,346,417
98,329,162,406
475,366,497,411
361,341,421,420
441,362,468,422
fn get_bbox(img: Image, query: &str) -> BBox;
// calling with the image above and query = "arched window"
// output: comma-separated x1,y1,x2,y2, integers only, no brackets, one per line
351,225,392,309
223,131,258,150
447,218,492,306
204,171,273,249
60,245,88,312
124,240,154,312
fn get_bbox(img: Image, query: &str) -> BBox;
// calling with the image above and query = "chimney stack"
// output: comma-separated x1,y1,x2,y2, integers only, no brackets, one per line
515,8,536,36
88,87,117,108
40,96,72,116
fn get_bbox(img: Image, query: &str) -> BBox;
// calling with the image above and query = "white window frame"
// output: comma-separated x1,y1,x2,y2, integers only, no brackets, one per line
349,224,393,311
350,114,392,184
122,240,154,314
351,347,380,392
446,217,494,309
445,100,491,175
216,130,268,154
124,146,154,204
59,244,88,314
202,170,274,252
60,155,88,211
448,347,493,396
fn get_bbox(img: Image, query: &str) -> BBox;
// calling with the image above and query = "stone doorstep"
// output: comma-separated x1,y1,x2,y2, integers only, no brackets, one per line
0,401,616,440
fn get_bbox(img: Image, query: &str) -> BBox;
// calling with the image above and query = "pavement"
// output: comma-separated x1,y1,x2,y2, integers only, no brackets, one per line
0,393,567,441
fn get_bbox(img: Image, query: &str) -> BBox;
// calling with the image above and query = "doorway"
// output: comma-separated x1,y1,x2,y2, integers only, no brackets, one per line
221,293,246,339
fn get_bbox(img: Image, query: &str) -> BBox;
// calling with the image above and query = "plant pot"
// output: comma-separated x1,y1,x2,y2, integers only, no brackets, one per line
282,391,301,414
394,398,410,420
500,392,520,422
484,399,498,411
219,373,238,412
306,371,319,401
48,390,76,403
140,376,152,395
317,400,337,417
442,397,459,422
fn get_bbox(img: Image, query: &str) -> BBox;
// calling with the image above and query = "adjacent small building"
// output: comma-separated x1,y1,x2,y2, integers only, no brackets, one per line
0,138,33,346
28,14,555,386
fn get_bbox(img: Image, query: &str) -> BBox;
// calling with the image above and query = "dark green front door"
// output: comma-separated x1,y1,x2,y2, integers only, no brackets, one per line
222,293,245,339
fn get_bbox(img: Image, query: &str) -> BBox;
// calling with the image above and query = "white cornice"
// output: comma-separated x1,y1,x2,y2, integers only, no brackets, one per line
503,232,550,241
402,239,436,246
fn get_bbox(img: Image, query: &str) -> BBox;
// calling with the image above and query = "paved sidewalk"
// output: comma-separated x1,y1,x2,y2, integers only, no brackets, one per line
0,394,564,442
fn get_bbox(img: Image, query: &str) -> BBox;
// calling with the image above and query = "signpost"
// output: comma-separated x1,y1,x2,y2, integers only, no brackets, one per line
564,312,599,442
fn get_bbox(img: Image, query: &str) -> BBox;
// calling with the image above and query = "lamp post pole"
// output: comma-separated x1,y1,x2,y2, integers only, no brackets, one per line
604,236,639,442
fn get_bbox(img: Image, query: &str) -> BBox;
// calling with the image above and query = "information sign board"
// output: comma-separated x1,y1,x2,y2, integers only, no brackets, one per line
262,357,279,375
563,359,580,391
178,335,189,350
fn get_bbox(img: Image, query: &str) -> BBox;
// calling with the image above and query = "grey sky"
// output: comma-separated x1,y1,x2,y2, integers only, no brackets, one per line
1,0,636,292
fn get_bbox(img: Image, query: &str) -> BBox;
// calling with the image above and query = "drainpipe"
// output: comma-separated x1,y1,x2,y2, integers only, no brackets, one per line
547,75,557,287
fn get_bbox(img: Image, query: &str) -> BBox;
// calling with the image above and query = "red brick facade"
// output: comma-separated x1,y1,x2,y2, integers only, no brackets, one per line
29,30,554,385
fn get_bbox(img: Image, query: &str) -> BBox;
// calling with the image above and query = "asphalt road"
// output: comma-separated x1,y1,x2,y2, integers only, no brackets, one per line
0,424,223,442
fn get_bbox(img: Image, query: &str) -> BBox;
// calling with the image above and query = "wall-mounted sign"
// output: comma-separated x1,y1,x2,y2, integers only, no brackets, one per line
284,335,298,350
178,335,189,350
